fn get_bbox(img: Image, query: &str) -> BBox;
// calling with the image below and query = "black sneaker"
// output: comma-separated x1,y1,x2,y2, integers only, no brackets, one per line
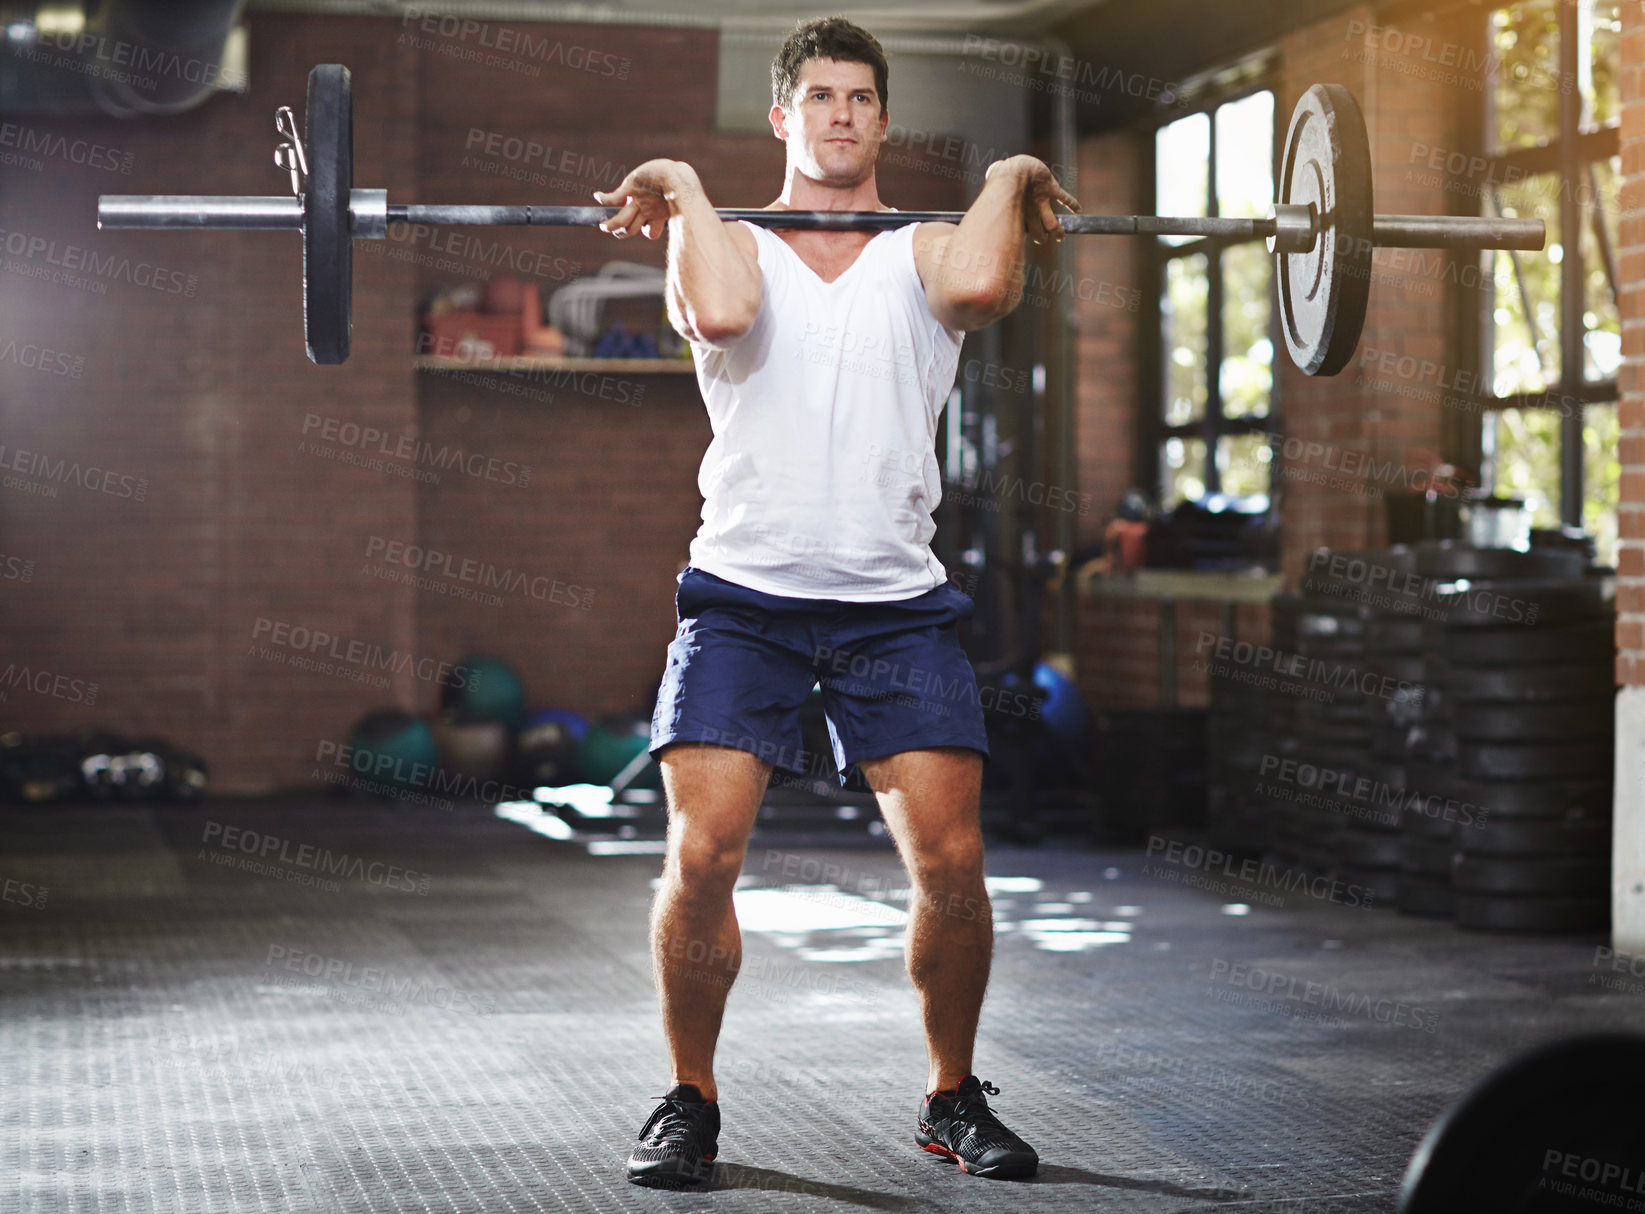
916,1075,1038,1179
626,1083,720,1189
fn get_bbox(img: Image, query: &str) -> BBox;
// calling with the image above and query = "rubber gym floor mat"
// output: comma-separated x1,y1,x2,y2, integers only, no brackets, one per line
2,796,1641,1212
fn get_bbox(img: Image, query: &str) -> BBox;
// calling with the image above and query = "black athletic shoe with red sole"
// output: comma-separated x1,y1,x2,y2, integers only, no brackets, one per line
626,1083,719,1189
916,1075,1038,1179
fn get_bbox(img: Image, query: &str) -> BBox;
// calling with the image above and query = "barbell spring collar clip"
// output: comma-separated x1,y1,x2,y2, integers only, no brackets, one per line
274,105,308,197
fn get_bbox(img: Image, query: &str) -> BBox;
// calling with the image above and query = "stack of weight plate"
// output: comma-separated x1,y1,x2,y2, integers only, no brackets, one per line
1327,546,1456,919
1434,552,1616,933
1331,547,1423,909
1394,544,1478,918
1206,657,1271,858
1293,564,1385,894
1396,688,1460,919
1258,594,1306,870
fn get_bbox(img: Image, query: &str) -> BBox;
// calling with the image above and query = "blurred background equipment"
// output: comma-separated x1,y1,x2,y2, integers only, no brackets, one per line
0,730,207,805
343,709,439,799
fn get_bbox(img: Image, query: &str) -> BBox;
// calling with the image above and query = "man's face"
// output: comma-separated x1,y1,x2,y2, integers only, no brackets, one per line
771,57,887,187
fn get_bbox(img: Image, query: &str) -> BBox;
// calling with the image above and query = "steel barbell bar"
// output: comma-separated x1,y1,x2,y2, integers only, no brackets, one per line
98,195,1545,249
93,65,1545,369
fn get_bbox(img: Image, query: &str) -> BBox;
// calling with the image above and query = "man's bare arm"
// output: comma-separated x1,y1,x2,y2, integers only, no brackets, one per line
593,159,761,346
912,155,1079,332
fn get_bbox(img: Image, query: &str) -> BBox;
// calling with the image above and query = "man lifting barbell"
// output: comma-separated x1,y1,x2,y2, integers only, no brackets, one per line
592,17,1073,1189
85,30,1587,1204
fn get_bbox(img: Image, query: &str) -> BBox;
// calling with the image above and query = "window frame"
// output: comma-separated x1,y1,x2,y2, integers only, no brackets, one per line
1480,0,1619,532
1145,77,1280,508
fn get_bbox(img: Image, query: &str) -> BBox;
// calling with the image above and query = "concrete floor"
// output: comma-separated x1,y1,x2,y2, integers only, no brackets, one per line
2,794,1640,1213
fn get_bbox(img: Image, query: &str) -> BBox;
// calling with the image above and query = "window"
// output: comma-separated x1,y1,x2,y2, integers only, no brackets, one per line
1483,0,1620,564
1154,88,1276,508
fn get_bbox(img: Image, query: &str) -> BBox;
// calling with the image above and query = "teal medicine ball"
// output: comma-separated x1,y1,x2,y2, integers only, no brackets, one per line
441,655,525,730
344,709,439,796
579,716,657,788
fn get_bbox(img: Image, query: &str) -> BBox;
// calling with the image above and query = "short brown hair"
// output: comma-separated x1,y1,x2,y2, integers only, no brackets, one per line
771,17,888,114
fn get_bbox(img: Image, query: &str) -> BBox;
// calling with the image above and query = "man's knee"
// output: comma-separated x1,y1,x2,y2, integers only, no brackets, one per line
912,833,986,889
671,832,749,888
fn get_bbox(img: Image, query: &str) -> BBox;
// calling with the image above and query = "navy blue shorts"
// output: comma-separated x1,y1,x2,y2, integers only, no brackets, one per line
651,566,990,784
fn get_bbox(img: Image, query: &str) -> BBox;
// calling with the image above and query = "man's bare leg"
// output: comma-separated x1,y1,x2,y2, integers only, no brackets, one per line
651,744,772,1101
859,747,990,1094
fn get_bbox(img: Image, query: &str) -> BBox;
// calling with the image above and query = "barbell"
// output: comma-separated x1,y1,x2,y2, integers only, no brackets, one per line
96,64,1543,372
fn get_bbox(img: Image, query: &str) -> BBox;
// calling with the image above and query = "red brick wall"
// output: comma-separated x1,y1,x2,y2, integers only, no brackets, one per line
1623,1,1645,685
1275,3,1474,577
0,15,422,790
408,21,785,728
1071,129,1142,549
1073,597,1271,711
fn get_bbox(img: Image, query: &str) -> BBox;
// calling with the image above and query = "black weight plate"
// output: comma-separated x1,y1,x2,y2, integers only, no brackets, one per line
1304,546,1418,579
1455,894,1610,934
1414,682,1451,712
1459,739,1612,781
1383,679,1429,710
1366,759,1407,787
1396,876,1455,919
1296,643,1369,666
1354,806,1404,832
1368,655,1426,684
1315,698,1375,724
1450,777,1612,820
1276,84,1372,376
1369,732,1410,764
304,64,352,364
1452,854,1608,896
1368,617,1425,653
1448,662,1615,704
1300,730,1372,754
1437,578,1616,629
1461,818,1610,858
1339,864,1401,904
1299,609,1367,636
1414,541,1586,581
1414,691,1453,721
1454,699,1615,741
1287,740,1363,764
1402,836,1457,876
1401,784,1494,836
1340,787,1404,831
1445,619,1616,666
1408,742,1457,768
1404,761,1460,796
1403,803,1473,839
1339,830,1405,867
1397,1033,1645,1211
1410,726,1458,764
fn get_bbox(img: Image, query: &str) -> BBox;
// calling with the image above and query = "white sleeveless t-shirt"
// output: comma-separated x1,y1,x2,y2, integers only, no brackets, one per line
686,220,965,601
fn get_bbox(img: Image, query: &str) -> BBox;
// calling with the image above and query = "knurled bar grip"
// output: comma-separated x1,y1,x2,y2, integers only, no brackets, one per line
96,196,1545,251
